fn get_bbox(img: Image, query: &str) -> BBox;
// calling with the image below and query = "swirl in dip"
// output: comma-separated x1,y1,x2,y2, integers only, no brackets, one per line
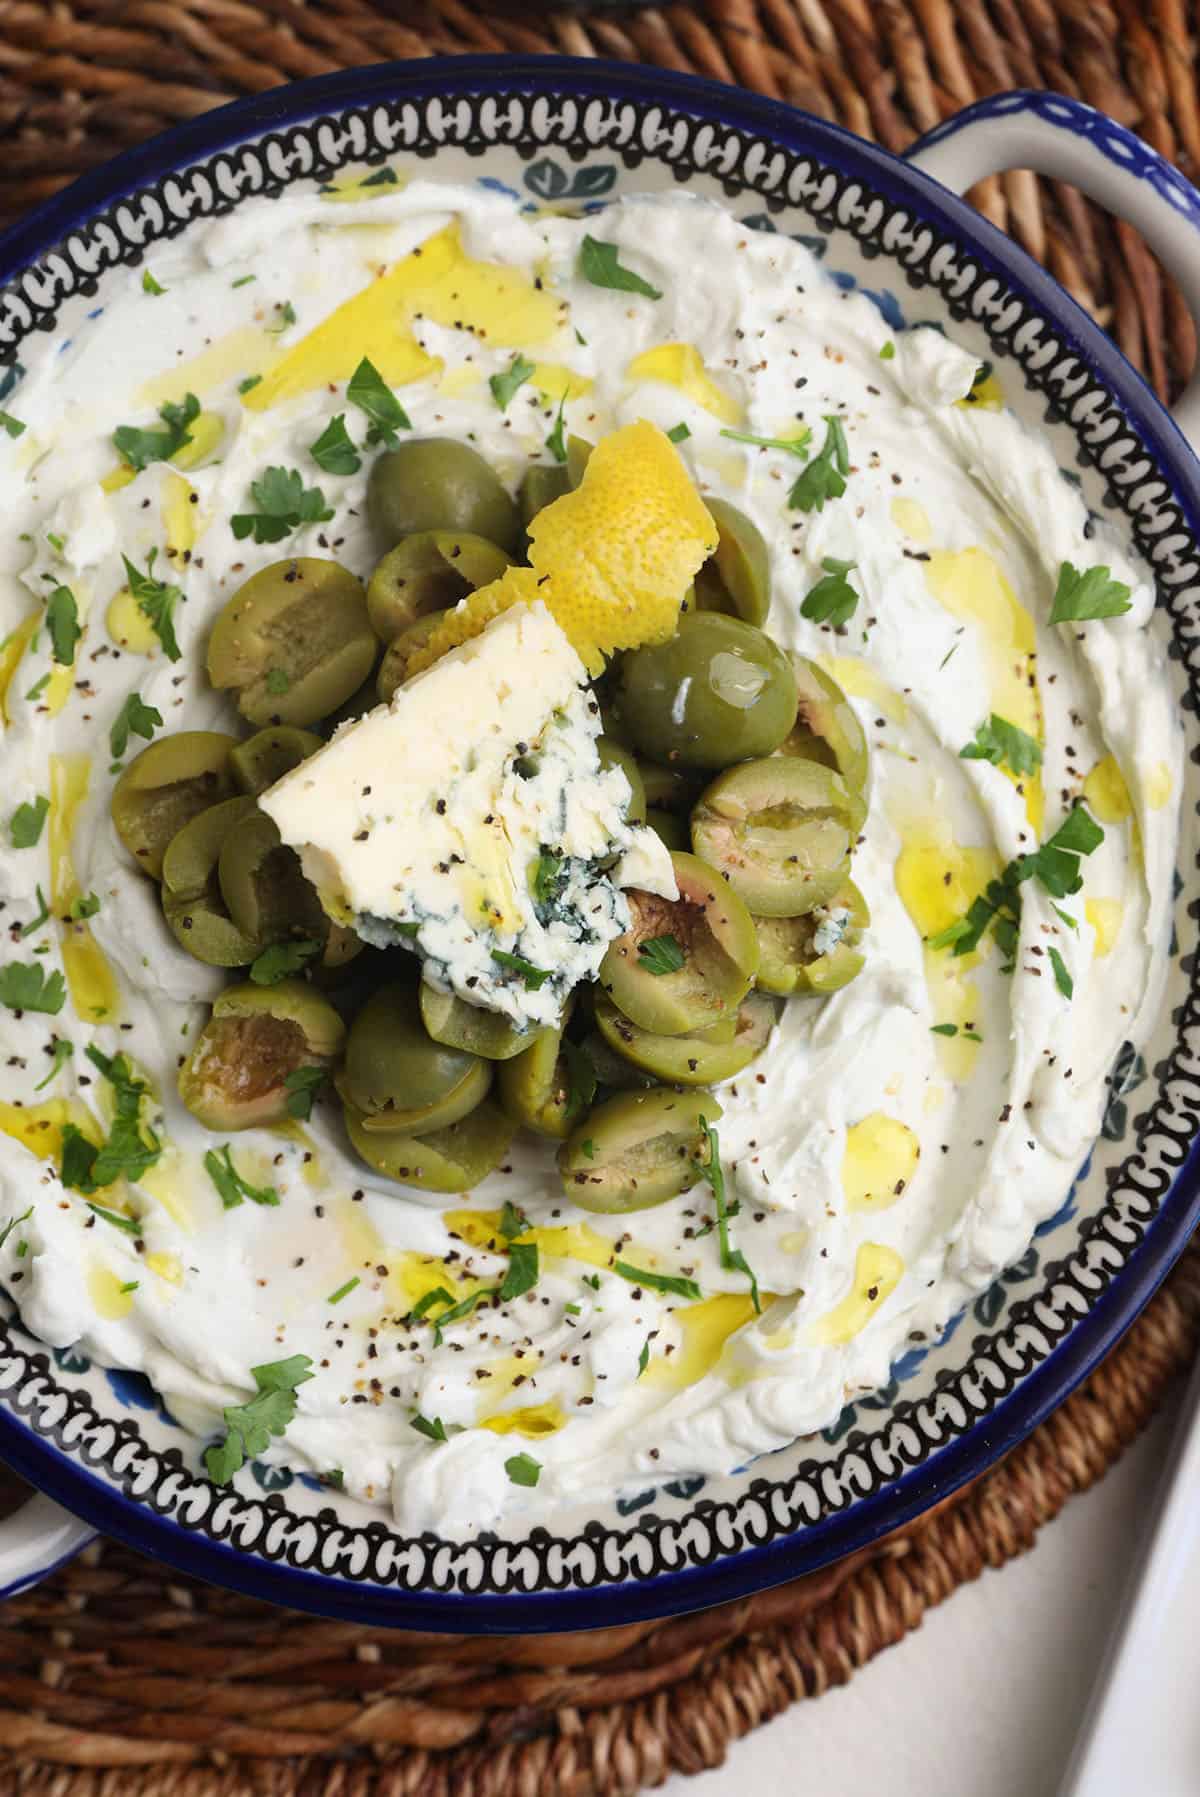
0,178,1181,1532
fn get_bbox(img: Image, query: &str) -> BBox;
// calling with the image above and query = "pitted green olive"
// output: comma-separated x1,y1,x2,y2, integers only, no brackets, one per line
558,1087,722,1212
112,731,238,881
755,881,869,994
600,850,759,1035
320,676,381,738
691,757,859,917
496,1013,577,1140
617,614,797,769
692,499,770,627
597,737,646,824
230,726,323,796
178,977,343,1130
577,1030,656,1091
366,531,511,643
646,808,688,852
781,655,869,798
337,980,491,1134
217,808,327,947
518,463,570,526
377,613,443,703
207,558,378,728
566,435,593,488
419,983,533,1061
367,439,520,555
638,762,704,814
594,989,777,1086
344,1098,515,1193
161,795,261,966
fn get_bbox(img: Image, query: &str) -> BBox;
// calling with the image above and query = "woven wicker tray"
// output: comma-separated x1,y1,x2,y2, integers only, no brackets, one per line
1,3,1199,1791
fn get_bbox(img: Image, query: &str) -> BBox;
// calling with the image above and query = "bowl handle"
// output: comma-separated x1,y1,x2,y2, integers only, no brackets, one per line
905,91,1200,450
0,1489,95,1599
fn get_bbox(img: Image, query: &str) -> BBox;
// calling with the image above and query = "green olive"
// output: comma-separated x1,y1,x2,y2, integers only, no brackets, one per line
320,675,381,738
566,435,593,489
646,808,688,852
111,732,238,881
367,439,520,556
692,498,770,627
576,1030,657,1091
600,849,759,1035
594,988,777,1086
781,655,870,798
496,1013,577,1140
161,795,262,965
229,726,321,798
377,613,443,703
755,881,869,995
617,614,797,769
518,463,570,526
419,983,534,1061
558,1087,722,1213
207,558,378,728
336,980,491,1134
344,1098,515,1193
217,807,328,947
638,762,704,814
597,737,646,824
691,757,859,917
178,977,343,1130
366,530,511,643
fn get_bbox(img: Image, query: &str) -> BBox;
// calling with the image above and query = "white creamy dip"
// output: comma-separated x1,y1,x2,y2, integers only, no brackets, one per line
0,178,1181,1532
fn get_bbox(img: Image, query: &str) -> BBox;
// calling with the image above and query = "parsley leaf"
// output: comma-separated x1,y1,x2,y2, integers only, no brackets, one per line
505,1452,541,1488
499,1240,539,1302
346,357,411,447
20,885,49,939
614,1260,702,1301
10,795,48,848
46,586,80,664
121,550,183,661
327,1276,359,1304
638,934,685,975
34,1037,73,1091
0,409,26,439
0,1206,32,1253
231,466,334,545
361,166,399,187
109,692,163,760
409,1286,453,1322
720,427,812,459
1015,803,1105,899
800,556,858,628
492,949,551,989
667,422,691,444
698,1118,761,1313
1048,945,1073,998
238,374,262,395
578,235,662,299
546,393,568,464
789,415,850,513
1049,561,1133,624
85,1200,142,1237
114,392,199,474
267,300,297,334
929,804,1104,968
499,1201,529,1241
959,714,1043,778
490,354,536,411
879,340,896,360
282,1064,326,1121
70,892,100,920
930,1023,958,1036
79,1046,162,1186
203,1143,279,1211
250,939,320,985
142,269,166,295
0,962,65,1014
637,1337,651,1377
411,1412,448,1444
431,1286,494,1347
204,1354,314,1485
309,413,361,477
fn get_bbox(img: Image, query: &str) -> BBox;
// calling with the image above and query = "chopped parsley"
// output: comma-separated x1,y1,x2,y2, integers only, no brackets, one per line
667,422,691,444
10,795,48,848
505,1452,541,1488
24,673,50,703
122,550,182,661
637,1337,651,1378
430,1286,493,1347
959,713,1042,778
613,1260,702,1301
1048,946,1073,998
492,949,551,990
238,374,262,395
546,392,568,464
113,392,199,474
249,938,320,985
1049,561,1133,624
327,1276,360,1305
0,408,26,439
565,1301,582,1316
282,1064,326,1121
498,1200,529,1241
583,1272,600,1290
232,274,256,288
698,1118,760,1313
119,1281,139,1294
346,356,411,446
84,1201,142,1237
203,1144,279,1211
361,166,399,187
231,466,334,545
46,586,81,664
489,354,535,412
0,1206,33,1253
879,340,896,360
64,1046,162,1189
800,556,858,629
204,1354,314,1485
409,1286,453,1321
578,235,662,299
34,1037,73,1090
930,1023,982,1042
70,892,101,921
19,885,49,939
581,1140,595,1161
637,933,685,975
788,414,849,513
141,269,166,295
411,1412,448,1444
109,691,163,760
267,300,297,334
309,413,361,477
499,1240,539,1302
0,962,65,1014
720,427,812,459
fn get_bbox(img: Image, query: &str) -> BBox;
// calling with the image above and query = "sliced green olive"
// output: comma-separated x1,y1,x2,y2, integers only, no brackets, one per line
344,1098,515,1193
377,613,443,703
646,807,688,852
320,675,381,738
518,462,570,526
178,977,343,1130
207,558,378,728
617,613,797,769
367,439,520,555
496,1013,577,1140
781,655,870,798
366,530,511,643
594,988,777,1086
692,498,770,627
638,762,704,814
419,983,534,1061
230,726,323,796
558,1087,722,1212
576,1030,657,1091
111,731,238,881
336,980,491,1134
755,881,869,994
597,737,646,824
566,434,593,489
161,795,262,966
217,807,328,947
691,757,859,917
600,849,759,1035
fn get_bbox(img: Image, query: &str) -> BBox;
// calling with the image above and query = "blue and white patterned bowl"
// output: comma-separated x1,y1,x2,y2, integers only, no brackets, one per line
2,60,1200,1630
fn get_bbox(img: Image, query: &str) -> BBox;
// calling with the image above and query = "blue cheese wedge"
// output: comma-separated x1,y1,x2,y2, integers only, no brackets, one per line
261,601,676,1028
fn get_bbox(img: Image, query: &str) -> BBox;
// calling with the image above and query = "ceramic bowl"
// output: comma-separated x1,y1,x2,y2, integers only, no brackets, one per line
1,59,1199,1629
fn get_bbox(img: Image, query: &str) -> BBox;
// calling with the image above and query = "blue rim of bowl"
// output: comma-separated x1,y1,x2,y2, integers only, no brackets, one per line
0,56,1198,1632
